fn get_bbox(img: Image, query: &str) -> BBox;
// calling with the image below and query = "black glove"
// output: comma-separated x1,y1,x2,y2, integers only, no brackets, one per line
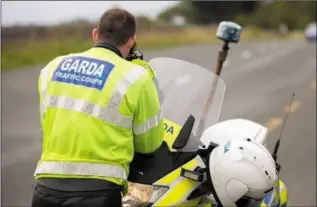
126,42,143,61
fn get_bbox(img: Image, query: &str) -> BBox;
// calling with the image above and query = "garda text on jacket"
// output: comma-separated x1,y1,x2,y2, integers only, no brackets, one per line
52,56,115,90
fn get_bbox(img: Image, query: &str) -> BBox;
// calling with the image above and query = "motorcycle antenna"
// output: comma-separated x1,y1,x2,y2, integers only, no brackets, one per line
197,21,242,138
272,92,295,173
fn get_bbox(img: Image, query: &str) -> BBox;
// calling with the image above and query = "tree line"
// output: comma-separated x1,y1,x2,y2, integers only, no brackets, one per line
2,1,315,46
158,1,316,30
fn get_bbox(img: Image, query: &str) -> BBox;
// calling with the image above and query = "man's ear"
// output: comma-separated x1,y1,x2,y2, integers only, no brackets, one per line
127,35,136,48
92,28,99,43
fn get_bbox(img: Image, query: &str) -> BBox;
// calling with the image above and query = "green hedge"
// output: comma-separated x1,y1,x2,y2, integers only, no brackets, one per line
1,26,300,72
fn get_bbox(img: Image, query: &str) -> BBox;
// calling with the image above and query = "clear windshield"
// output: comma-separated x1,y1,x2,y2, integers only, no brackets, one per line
148,57,226,145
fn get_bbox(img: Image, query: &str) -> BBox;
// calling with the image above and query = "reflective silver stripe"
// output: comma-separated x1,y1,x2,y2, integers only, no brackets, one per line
34,161,127,179
43,66,146,128
45,95,133,128
40,64,51,114
133,110,163,135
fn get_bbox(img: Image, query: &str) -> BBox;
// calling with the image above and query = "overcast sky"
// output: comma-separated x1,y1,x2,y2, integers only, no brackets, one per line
1,1,179,26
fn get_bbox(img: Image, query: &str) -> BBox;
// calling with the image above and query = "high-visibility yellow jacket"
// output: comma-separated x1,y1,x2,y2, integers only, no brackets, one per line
34,46,164,193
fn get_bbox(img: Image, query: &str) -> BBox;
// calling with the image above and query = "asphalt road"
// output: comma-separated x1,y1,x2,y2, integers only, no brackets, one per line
2,40,316,207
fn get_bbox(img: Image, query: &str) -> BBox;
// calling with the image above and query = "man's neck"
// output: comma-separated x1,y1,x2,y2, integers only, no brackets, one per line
94,42,124,58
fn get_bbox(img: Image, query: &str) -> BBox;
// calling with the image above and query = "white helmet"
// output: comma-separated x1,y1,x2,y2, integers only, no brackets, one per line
208,138,278,207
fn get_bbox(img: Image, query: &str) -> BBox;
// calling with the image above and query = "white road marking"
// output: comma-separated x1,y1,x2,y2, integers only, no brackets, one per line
241,50,253,60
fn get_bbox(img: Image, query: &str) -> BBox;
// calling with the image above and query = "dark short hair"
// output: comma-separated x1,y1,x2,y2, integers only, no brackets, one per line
97,8,136,46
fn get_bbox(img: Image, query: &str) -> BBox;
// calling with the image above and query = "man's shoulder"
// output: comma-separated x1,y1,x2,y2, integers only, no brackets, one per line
42,53,78,70
118,59,150,79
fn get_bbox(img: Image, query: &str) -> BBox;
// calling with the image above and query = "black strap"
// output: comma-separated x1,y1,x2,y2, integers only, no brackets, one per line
93,42,123,58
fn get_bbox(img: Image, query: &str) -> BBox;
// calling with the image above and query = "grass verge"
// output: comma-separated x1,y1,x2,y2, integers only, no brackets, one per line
2,26,302,72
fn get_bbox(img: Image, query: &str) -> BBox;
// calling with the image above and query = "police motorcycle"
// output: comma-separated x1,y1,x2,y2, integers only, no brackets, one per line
123,22,288,207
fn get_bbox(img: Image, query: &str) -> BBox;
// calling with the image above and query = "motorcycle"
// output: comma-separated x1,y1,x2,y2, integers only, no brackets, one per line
122,57,288,207
123,22,288,207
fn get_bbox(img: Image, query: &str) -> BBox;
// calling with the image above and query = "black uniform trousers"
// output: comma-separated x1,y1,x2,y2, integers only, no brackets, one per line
31,180,122,207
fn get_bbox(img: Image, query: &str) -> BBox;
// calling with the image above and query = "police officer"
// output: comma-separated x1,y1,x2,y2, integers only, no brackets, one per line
31,8,164,207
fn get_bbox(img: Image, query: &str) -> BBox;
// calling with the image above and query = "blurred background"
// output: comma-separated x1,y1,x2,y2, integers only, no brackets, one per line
1,1,316,71
1,1,316,207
